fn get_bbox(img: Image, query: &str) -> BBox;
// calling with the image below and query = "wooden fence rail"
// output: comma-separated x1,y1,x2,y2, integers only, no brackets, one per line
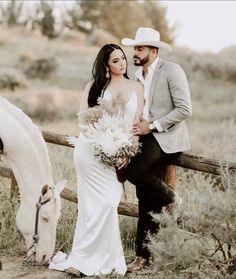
0,165,139,217
1,130,236,218
42,130,236,175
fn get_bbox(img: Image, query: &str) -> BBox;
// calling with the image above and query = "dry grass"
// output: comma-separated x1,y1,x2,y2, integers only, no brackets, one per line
0,26,236,278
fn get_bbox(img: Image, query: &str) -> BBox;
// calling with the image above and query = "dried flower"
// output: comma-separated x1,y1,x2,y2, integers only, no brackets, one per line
78,96,141,167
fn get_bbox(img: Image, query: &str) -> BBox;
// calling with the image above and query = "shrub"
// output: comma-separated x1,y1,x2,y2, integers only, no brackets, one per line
24,57,57,79
0,73,27,91
148,168,236,278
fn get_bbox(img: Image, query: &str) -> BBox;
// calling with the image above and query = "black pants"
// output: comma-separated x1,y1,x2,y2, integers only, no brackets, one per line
125,133,174,259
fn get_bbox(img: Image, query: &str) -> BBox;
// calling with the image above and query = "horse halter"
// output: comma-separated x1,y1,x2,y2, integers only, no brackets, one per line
24,186,54,265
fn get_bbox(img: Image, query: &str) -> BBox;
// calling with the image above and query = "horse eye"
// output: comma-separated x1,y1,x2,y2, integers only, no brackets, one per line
42,217,49,223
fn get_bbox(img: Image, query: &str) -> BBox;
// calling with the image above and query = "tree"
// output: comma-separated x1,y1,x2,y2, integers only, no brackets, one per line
140,1,175,44
62,1,92,33
38,1,56,38
0,0,25,26
0,0,175,43
64,0,175,44
96,1,152,39
0,0,58,38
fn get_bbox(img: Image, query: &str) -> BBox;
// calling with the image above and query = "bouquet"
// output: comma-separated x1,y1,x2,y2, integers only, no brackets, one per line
79,96,141,168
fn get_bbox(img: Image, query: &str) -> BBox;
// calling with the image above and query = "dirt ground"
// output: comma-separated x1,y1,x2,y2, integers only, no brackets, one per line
0,256,73,279
0,255,155,279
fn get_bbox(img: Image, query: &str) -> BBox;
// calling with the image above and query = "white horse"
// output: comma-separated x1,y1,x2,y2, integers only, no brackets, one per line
0,96,66,264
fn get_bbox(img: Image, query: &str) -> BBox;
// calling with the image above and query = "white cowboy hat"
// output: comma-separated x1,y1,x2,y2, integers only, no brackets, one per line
121,27,171,50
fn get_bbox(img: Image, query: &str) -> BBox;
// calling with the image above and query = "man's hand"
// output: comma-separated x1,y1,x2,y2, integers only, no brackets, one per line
133,118,151,136
116,157,129,170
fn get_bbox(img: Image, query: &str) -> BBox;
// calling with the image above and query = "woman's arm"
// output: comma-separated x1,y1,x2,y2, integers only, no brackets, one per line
79,81,92,113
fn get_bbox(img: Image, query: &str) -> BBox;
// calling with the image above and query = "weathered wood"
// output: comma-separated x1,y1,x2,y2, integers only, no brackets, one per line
0,166,139,217
173,153,236,175
118,201,138,217
41,131,236,176
1,130,236,220
60,188,78,203
3,131,235,176
0,166,12,178
61,187,139,217
164,164,176,191
42,130,75,147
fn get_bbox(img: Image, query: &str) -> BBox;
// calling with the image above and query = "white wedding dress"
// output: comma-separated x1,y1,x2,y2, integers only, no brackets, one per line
49,89,137,276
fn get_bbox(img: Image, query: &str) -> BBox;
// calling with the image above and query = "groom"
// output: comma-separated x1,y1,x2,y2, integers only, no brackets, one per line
121,27,192,271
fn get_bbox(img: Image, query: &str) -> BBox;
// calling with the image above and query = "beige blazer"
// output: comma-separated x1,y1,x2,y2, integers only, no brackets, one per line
148,58,192,154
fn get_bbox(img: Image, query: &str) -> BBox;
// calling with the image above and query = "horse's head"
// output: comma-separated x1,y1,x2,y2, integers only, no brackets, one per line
35,180,66,263
19,180,66,264
0,97,67,264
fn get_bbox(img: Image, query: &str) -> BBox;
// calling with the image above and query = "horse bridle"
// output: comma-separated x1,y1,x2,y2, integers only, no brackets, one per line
24,186,54,265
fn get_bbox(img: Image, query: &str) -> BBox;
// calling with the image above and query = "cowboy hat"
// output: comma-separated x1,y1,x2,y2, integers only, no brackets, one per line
121,27,171,50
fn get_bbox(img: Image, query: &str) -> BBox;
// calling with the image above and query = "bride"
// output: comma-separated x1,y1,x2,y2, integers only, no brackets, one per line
49,44,143,277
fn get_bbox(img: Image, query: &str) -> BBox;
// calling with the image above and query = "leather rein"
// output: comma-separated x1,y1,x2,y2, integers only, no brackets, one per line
23,186,53,265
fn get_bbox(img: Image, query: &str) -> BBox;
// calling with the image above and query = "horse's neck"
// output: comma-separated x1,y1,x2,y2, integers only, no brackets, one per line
8,155,52,200
0,97,52,172
6,144,53,206
0,103,53,203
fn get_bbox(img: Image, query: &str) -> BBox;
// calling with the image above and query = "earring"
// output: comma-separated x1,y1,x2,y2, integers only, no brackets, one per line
105,69,110,79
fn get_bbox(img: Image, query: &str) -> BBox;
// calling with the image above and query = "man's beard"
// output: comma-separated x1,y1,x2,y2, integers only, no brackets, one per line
133,54,149,66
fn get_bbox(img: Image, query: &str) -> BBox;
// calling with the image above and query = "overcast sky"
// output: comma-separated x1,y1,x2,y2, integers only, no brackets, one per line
1,0,235,53
161,0,236,53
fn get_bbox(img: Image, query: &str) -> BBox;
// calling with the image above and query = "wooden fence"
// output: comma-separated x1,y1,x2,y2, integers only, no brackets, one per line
0,130,236,218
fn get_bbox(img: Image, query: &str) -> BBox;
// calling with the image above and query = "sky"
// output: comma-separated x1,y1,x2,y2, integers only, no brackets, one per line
1,0,235,53
161,1,236,53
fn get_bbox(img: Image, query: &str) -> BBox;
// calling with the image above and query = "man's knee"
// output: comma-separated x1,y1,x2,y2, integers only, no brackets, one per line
125,163,148,184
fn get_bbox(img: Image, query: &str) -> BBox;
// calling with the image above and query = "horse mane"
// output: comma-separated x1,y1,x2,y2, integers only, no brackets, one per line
0,97,52,178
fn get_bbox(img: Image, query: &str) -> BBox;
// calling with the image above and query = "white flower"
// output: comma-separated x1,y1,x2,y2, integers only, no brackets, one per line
79,96,141,167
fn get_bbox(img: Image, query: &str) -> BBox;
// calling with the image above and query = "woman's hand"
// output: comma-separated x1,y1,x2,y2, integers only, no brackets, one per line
133,118,151,136
116,157,129,170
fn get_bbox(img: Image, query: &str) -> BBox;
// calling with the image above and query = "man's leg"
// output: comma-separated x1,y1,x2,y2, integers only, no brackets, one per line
125,134,174,270
135,187,162,259
125,134,174,206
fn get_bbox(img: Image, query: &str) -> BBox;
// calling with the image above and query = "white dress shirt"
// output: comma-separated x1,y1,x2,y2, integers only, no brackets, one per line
135,57,163,132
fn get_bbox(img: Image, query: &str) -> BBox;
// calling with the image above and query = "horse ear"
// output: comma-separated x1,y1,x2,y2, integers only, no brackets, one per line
55,179,66,194
41,184,49,196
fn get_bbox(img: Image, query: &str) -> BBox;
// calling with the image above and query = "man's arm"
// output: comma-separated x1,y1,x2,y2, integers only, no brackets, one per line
150,64,192,132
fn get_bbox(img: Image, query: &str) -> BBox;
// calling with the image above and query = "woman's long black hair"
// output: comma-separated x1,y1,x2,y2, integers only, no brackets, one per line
88,44,129,107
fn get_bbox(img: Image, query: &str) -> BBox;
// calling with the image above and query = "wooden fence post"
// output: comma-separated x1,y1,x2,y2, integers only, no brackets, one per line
164,164,176,191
